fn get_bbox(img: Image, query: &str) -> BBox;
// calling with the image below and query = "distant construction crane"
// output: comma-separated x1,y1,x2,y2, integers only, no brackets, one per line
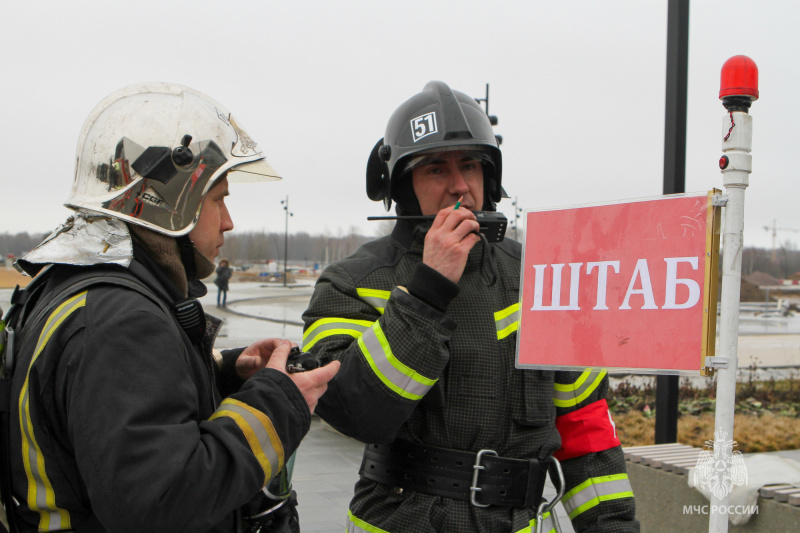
763,219,800,261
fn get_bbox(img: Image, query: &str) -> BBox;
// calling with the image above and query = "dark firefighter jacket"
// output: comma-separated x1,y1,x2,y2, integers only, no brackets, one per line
9,249,310,532
302,220,639,533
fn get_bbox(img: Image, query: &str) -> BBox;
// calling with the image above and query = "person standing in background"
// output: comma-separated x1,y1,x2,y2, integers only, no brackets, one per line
215,258,232,308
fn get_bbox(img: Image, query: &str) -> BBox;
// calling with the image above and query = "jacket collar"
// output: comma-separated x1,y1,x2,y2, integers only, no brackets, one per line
130,241,208,302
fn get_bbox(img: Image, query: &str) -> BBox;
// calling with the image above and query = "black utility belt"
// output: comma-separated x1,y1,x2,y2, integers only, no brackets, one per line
359,440,549,508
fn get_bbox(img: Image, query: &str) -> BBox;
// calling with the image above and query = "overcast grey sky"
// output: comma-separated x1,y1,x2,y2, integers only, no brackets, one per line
1,1,796,251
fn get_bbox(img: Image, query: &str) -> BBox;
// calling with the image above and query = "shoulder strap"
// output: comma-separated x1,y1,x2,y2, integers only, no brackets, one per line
0,268,182,533
1,265,54,374
22,271,175,350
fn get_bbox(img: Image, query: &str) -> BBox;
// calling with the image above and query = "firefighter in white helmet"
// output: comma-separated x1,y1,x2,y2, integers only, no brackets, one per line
4,82,339,533
302,81,639,532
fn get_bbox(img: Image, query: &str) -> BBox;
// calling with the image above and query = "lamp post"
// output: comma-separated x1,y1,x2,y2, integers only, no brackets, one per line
281,196,293,287
474,83,502,145
511,197,524,241
656,0,690,445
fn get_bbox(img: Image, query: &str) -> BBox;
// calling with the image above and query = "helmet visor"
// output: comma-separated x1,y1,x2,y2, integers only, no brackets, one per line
228,157,282,183
403,147,494,174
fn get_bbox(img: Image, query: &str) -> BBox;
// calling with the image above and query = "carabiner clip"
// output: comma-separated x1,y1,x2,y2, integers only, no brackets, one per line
535,456,565,533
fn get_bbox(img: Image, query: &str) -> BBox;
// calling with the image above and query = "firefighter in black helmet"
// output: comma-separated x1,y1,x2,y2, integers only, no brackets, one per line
366,80,503,214
303,81,639,532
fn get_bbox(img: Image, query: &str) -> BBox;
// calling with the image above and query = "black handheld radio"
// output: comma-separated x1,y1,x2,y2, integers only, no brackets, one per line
285,347,331,373
367,211,508,243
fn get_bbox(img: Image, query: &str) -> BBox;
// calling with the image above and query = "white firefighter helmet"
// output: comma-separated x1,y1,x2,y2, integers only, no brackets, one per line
67,82,281,236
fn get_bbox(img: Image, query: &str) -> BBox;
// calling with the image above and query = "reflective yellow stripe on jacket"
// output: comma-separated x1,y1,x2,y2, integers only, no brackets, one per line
495,302,519,340
209,398,284,485
19,291,88,531
356,288,391,315
553,370,606,408
347,510,390,532
348,509,558,533
561,474,634,520
357,321,436,400
514,510,557,533
358,288,520,342
302,317,373,350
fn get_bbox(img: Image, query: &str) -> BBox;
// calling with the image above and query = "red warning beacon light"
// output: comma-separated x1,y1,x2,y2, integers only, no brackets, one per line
719,55,758,112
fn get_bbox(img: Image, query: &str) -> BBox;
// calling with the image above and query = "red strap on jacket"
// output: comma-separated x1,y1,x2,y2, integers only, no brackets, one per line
554,399,620,461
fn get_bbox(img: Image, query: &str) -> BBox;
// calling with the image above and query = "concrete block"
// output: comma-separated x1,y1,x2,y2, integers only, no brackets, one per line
628,452,800,531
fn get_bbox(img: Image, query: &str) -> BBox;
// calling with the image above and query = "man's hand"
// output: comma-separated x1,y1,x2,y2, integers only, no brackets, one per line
422,204,481,284
236,339,341,413
265,340,340,413
236,338,290,380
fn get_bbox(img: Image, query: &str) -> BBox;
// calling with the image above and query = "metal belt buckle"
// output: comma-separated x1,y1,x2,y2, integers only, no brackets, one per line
470,449,498,507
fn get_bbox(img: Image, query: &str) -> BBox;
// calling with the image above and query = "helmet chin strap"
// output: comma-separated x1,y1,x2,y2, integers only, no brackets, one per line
392,173,422,216
177,235,196,281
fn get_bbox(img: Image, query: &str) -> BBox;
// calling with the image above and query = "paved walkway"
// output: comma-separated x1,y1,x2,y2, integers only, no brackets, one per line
291,417,363,532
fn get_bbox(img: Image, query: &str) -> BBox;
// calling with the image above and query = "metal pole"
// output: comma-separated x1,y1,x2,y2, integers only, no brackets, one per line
283,195,289,287
708,122,749,533
656,0,690,444
708,55,757,533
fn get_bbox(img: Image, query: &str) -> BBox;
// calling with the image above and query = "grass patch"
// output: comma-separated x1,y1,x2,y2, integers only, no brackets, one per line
609,371,800,452
614,411,800,452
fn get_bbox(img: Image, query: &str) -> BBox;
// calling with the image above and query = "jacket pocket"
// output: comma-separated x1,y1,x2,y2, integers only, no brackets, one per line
513,370,555,427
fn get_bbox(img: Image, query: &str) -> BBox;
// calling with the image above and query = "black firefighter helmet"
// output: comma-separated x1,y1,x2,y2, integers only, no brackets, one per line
366,81,503,215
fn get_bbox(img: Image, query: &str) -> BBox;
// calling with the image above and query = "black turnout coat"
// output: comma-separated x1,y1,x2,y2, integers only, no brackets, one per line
10,248,309,532
302,220,638,532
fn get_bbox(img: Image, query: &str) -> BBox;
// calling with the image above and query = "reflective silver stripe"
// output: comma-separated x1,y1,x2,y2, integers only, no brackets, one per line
357,288,391,315
20,291,87,530
302,317,373,350
562,474,634,519
495,303,520,340
358,322,436,400
553,370,606,408
210,398,284,484
495,312,518,332
19,387,68,531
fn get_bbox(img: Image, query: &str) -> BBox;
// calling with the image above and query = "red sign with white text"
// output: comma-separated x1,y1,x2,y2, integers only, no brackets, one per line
517,194,715,373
